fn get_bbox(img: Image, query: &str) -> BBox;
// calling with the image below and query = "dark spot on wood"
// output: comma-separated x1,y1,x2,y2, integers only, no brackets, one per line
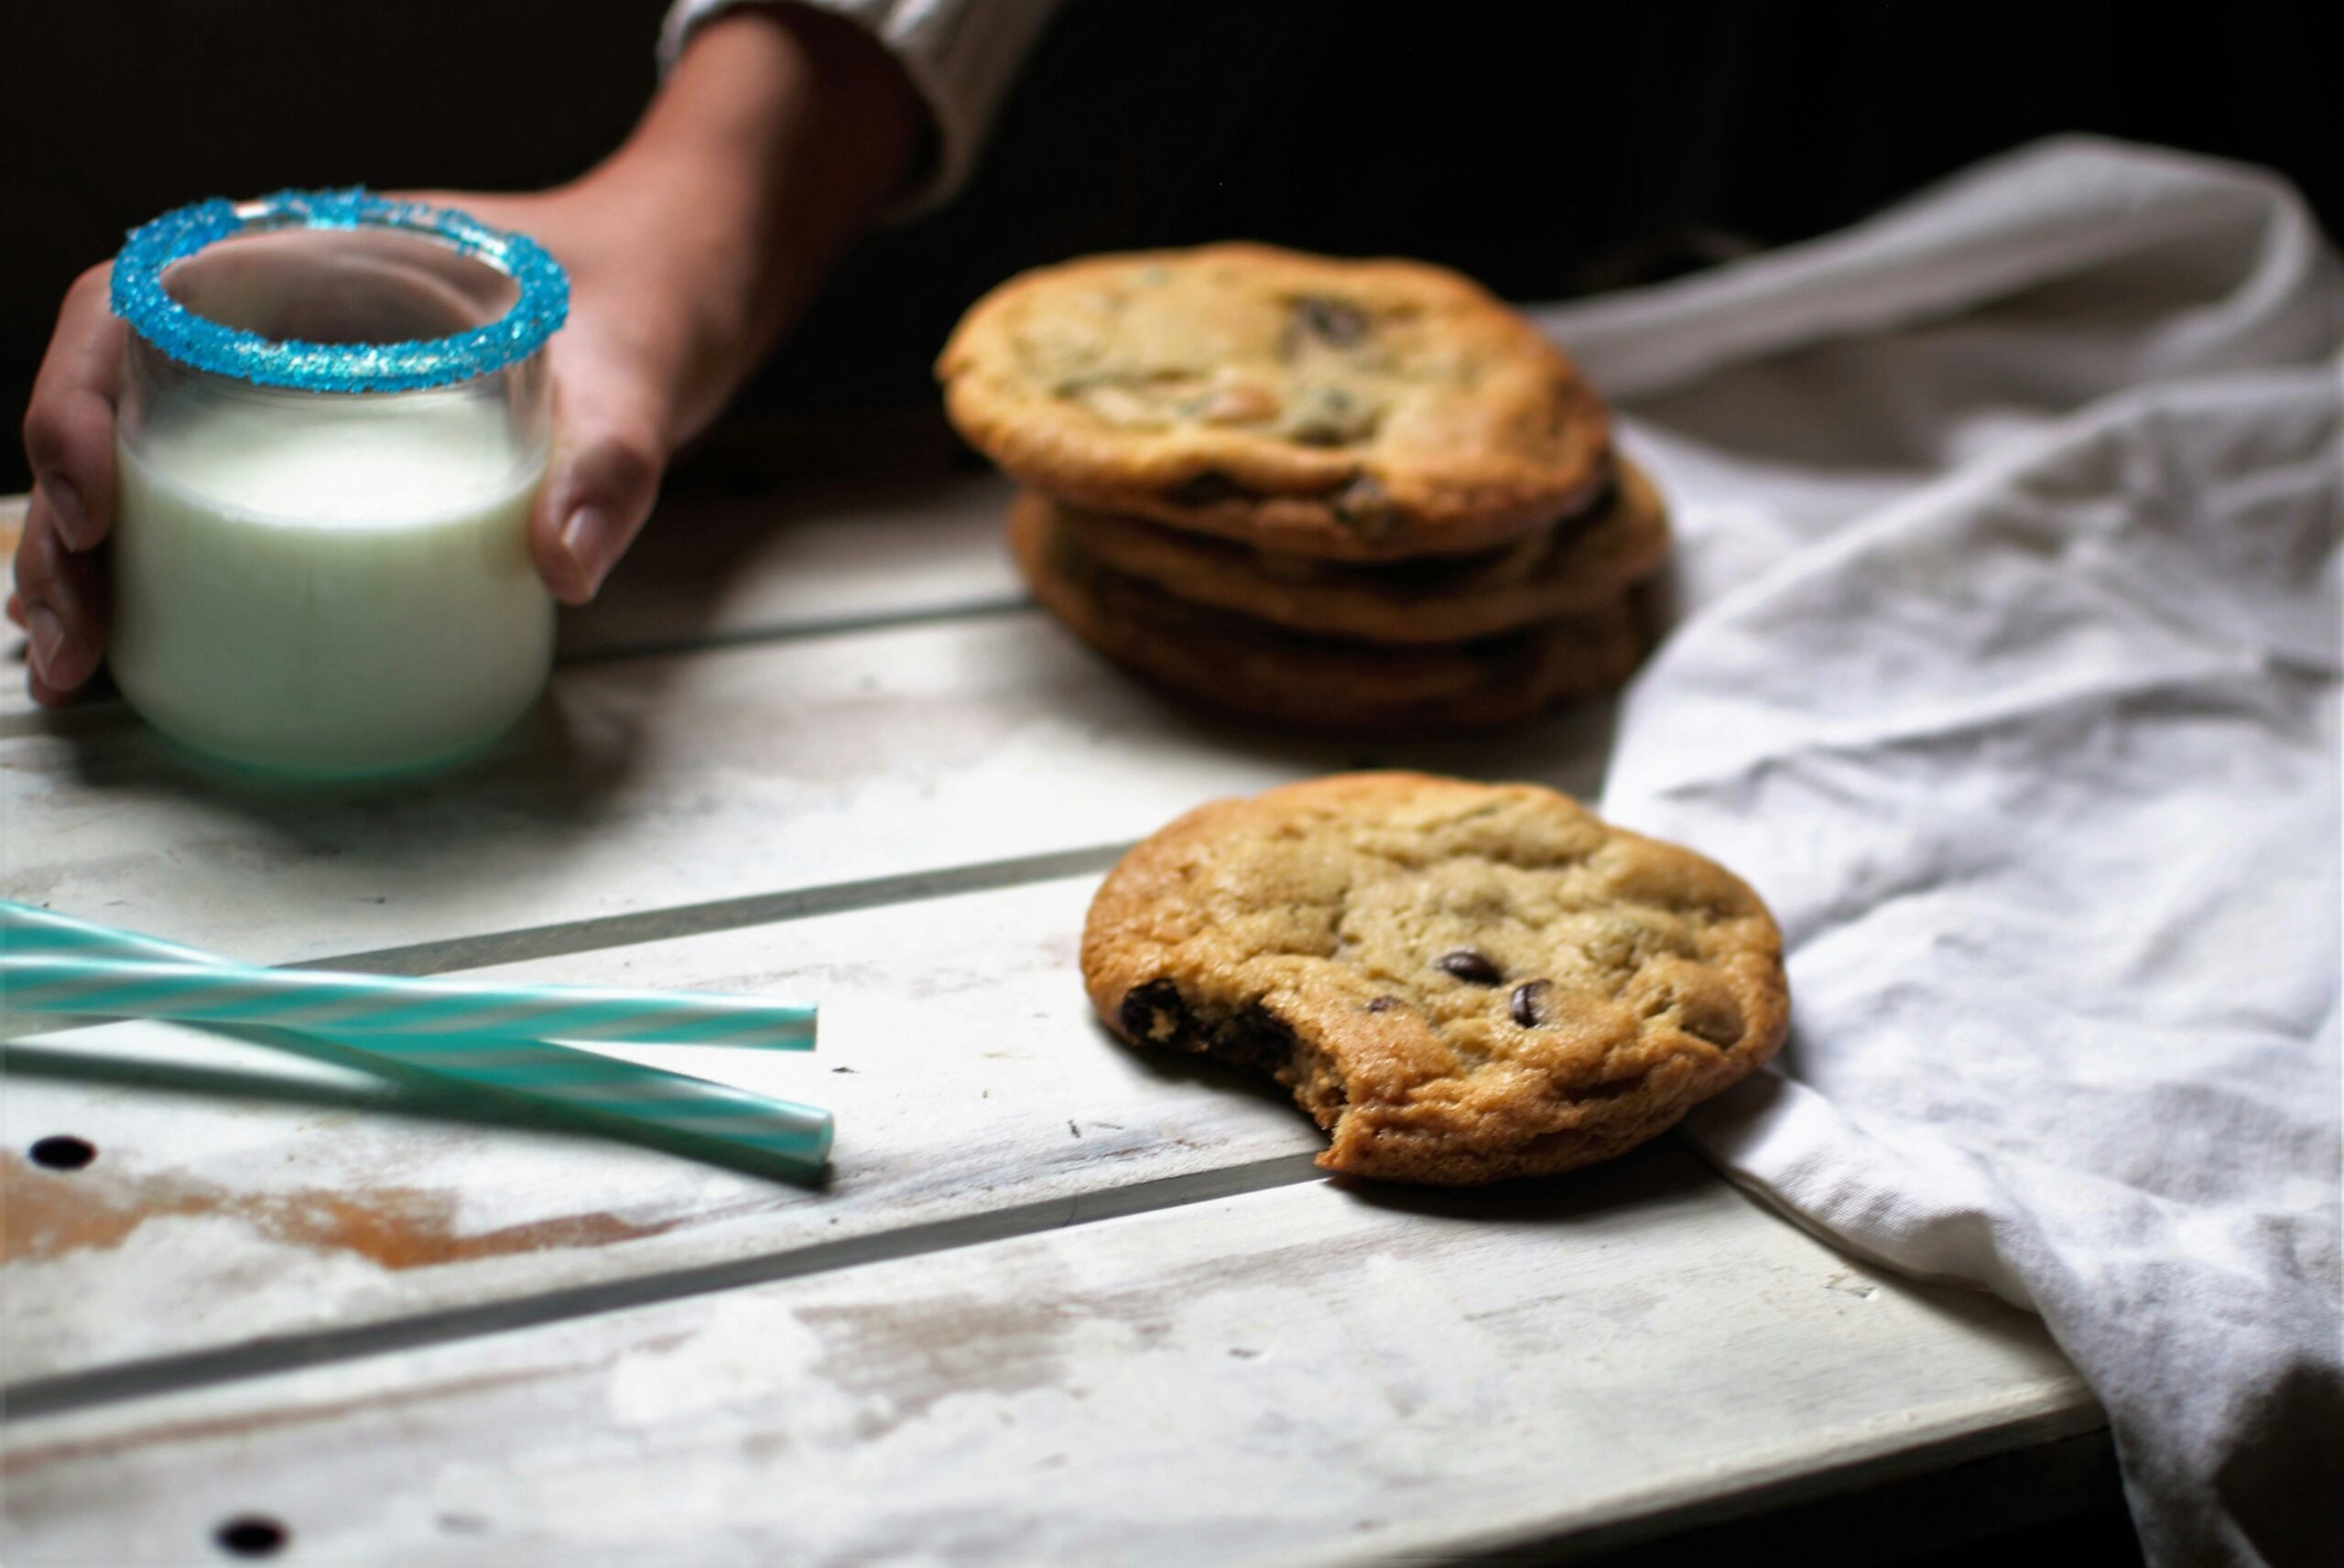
215,1517,288,1557
28,1136,94,1171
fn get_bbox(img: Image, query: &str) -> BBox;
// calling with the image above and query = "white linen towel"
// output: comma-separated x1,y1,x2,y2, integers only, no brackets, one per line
1555,137,2340,1567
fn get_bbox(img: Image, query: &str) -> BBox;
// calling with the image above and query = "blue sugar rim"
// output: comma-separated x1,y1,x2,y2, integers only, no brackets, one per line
111,188,569,394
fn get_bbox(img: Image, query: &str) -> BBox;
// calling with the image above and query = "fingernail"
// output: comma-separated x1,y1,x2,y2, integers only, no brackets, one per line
27,606,63,679
559,506,612,599
43,479,88,550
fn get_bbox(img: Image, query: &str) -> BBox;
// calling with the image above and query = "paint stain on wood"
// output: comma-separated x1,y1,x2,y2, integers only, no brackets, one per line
0,1153,680,1271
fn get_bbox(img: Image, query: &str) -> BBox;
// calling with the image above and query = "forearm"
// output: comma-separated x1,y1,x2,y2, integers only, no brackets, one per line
577,5,924,442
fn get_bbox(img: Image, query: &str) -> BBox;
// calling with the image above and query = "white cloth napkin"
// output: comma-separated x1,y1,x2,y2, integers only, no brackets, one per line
1546,137,2342,1568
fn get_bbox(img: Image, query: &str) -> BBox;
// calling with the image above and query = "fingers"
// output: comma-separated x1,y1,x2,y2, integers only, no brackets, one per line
532,401,665,606
17,269,124,703
22,265,127,555
12,496,109,704
17,265,125,702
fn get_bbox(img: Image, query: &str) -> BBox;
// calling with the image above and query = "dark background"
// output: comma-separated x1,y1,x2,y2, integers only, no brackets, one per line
3,0,2337,492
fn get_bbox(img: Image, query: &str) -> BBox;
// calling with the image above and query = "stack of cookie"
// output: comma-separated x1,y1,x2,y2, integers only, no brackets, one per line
937,243,1668,730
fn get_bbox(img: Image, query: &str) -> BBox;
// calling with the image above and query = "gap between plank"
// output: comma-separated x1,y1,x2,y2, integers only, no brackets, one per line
5,841,1134,1037
554,595,1034,668
0,595,1036,741
3,1152,1327,1422
303,839,1134,976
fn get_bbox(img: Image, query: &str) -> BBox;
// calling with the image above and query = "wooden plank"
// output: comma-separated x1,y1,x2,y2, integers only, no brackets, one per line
555,470,1022,659
0,471,1021,724
0,875,1323,1385
0,1145,2098,1567
0,608,1615,968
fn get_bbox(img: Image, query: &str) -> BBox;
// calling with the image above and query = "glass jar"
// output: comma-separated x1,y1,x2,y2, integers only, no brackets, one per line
109,189,568,777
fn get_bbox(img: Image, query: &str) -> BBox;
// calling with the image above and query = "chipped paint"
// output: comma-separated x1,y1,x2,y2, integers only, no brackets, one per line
2,1364,564,1474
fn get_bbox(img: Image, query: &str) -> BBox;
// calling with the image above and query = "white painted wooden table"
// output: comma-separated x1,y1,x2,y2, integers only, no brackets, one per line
0,453,2102,1565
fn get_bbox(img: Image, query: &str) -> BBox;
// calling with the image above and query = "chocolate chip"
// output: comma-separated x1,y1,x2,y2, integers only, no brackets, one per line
1438,949,1503,986
1365,996,1402,1013
1230,1002,1297,1067
1510,979,1553,1027
1297,295,1369,347
1166,470,1248,509
1120,979,1194,1045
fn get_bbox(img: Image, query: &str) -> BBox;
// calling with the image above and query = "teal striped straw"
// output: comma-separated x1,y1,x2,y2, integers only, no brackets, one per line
1,902,831,1175
0,955,816,1049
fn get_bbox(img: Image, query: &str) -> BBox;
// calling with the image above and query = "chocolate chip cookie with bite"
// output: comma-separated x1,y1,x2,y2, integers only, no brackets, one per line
1080,773,1789,1184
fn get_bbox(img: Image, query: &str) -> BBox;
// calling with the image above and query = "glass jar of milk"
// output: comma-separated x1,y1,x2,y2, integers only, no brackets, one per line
109,190,569,777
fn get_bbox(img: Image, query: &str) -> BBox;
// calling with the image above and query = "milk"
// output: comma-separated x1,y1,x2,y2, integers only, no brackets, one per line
111,387,553,776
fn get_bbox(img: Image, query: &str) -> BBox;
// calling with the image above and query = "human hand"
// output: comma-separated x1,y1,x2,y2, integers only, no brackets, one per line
6,184,689,707
12,262,121,705
13,5,920,706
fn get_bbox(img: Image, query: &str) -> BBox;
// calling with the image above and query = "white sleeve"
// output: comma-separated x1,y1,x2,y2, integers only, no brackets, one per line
658,0,1064,216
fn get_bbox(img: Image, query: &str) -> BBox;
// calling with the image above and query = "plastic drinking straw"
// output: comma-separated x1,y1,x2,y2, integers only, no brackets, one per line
0,954,815,1050
1,902,831,1174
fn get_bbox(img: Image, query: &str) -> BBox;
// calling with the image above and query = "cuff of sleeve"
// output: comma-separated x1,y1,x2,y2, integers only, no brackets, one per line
658,0,1059,221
